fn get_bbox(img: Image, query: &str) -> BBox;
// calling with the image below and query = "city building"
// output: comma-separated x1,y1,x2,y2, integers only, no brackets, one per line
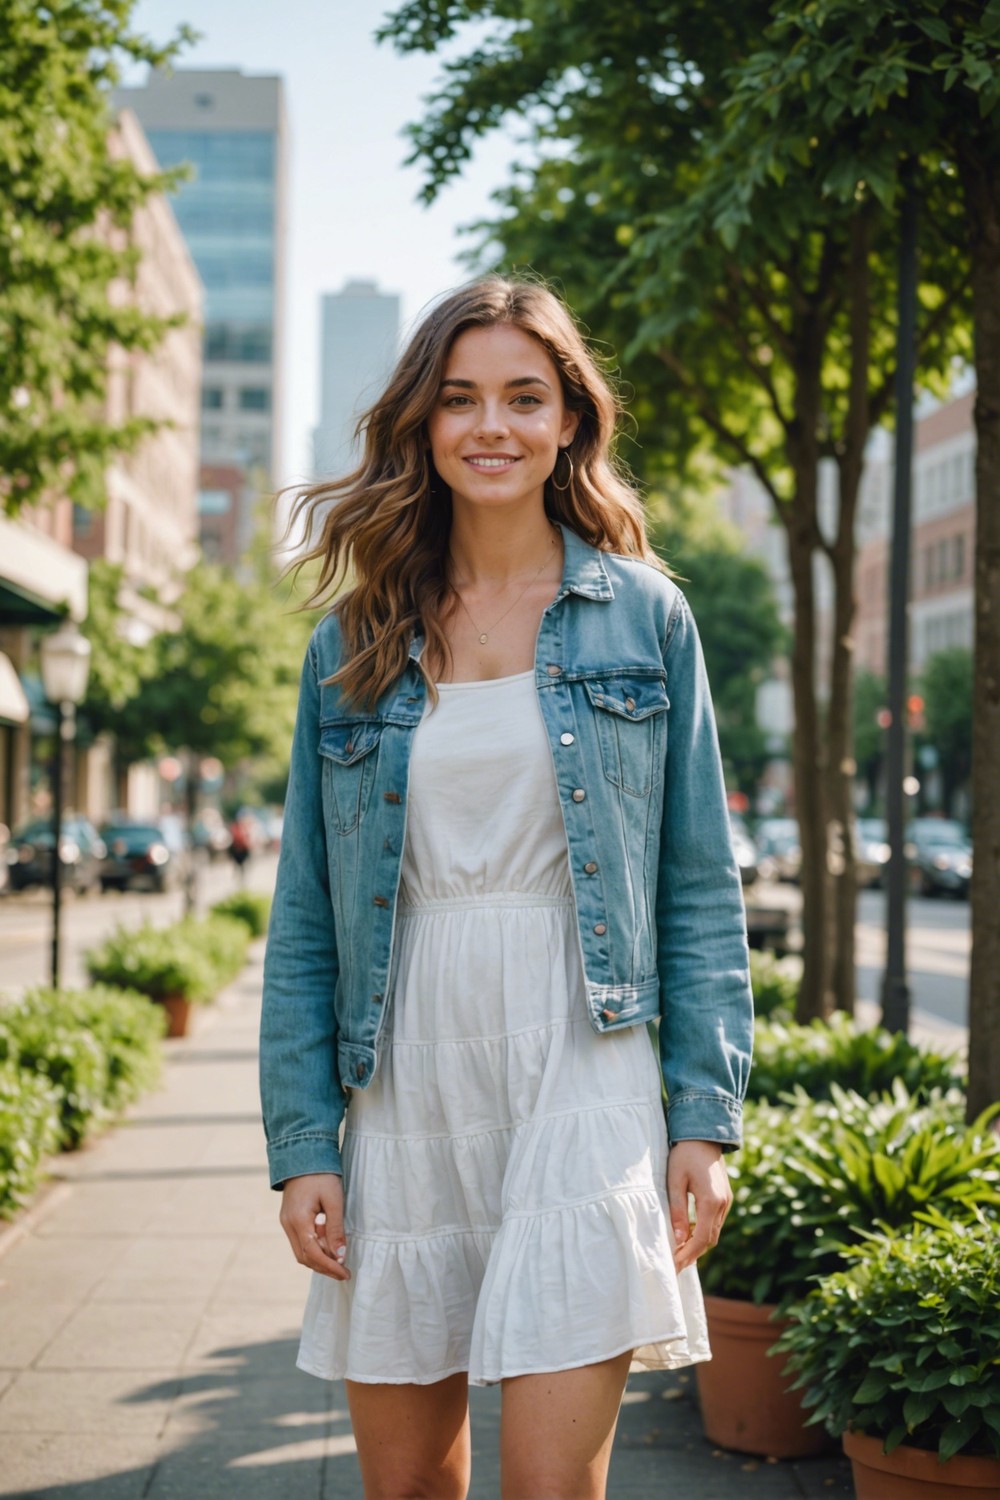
854,391,975,678
313,280,400,478
114,68,289,543
0,108,203,835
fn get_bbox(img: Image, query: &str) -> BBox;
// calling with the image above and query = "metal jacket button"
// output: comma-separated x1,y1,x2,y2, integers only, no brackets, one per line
560,732,575,745
625,697,636,711
384,790,401,804
355,1061,366,1079
373,895,389,907
546,664,562,677
572,788,586,802
593,922,607,935
371,993,383,1005
584,861,598,874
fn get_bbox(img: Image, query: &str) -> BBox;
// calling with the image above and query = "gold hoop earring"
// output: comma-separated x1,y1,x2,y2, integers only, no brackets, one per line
552,448,574,492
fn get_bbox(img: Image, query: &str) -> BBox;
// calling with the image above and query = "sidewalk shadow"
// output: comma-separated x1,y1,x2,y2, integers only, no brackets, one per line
10,1350,853,1499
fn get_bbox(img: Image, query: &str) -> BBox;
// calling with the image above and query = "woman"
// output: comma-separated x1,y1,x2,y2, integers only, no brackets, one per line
260,276,753,1500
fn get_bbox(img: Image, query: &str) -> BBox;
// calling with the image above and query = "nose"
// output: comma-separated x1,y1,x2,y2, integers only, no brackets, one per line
474,401,510,440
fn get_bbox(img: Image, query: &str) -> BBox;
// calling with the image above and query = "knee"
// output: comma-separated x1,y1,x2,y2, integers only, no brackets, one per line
368,1477,466,1500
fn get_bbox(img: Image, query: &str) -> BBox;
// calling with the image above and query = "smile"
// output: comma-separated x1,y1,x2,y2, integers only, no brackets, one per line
463,456,521,470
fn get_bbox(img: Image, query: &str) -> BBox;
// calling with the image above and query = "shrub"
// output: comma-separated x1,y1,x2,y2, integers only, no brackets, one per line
699,1083,1000,1307
211,890,271,937
776,1221,1000,1460
749,951,799,1018
747,1011,964,1104
0,1062,61,1217
18,985,165,1113
177,913,251,988
86,920,219,1002
0,1002,108,1149
0,985,165,1149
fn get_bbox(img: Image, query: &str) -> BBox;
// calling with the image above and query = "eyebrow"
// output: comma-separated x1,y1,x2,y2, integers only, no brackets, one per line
439,376,552,391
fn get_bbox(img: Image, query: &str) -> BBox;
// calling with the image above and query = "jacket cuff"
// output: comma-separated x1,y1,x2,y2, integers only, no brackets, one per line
266,1133,343,1191
666,1091,743,1152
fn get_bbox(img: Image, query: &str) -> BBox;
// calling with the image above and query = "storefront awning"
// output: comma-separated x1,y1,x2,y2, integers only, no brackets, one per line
0,514,88,625
0,652,29,725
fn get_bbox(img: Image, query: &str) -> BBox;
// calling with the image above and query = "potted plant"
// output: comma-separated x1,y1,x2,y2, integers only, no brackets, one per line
694,1083,1000,1457
85,921,217,1037
775,1218,1000,1496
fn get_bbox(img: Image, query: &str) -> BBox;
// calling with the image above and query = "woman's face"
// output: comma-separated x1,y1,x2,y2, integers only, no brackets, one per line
426,323,580,516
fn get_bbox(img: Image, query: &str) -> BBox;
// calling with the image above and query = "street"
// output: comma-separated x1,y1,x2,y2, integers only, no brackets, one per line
1,862,971,1032
0,851,281,1000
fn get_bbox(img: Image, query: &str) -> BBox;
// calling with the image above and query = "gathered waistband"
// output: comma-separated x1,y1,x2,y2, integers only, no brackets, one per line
398,891,575,915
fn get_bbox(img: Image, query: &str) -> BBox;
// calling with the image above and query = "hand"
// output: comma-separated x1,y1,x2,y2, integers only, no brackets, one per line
279,1172,350,1281
666,1140,733,1273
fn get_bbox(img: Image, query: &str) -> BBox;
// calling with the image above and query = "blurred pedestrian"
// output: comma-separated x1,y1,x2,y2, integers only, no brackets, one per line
260,275,753,1500
227,814,252,884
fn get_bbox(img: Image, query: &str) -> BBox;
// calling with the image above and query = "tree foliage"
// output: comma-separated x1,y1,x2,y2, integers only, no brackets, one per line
0,0,195,516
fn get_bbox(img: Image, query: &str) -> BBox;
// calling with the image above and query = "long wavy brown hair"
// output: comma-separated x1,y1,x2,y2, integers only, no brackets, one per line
276,274,665,709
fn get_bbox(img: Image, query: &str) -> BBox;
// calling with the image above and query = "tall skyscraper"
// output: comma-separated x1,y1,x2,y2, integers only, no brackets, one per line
314,281,400,478
115,69,288,499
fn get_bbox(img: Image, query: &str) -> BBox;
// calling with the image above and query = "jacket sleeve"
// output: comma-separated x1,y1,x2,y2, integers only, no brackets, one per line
655,593,754,1150
259,635,345,1188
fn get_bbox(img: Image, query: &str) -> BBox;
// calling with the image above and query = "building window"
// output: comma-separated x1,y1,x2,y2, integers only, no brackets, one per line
199,489,232,516
201,387,224,410
204,323,272,362
238,387,270,412
953,533,965,580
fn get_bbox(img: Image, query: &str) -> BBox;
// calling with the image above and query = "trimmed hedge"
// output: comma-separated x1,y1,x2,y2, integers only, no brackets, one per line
0,985,165,1151
749,951,800,1018
0,1062,61,1217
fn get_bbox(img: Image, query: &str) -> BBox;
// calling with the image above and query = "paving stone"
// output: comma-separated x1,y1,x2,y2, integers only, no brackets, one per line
37,1301,204,1370
0,1234,129,1300
89,1234,235,1304
0,1369,181,1434
0,1297,77,1368
0,1435,158,1498
146,1429,331,1500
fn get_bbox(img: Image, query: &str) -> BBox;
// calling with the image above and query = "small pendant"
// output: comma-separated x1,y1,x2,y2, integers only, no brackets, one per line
479,633,488,644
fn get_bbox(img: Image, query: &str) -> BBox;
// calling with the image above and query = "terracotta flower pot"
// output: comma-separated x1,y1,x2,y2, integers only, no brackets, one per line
844,1430,1000,1498
158,993,193,1038
695,1294,834,1458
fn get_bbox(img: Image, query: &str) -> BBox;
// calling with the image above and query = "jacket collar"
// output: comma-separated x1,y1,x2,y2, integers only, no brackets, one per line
407,521,614,663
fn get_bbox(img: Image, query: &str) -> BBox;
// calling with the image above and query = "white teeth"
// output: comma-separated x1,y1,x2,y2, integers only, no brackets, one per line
467,457,516,467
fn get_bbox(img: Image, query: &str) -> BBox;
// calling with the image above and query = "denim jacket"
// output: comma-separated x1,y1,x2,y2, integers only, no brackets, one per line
260,523,753,1187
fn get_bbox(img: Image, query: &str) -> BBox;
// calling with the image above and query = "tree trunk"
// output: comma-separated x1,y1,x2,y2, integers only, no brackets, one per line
786,503,832,1022
826,540,858,1017
960,146,1000,1119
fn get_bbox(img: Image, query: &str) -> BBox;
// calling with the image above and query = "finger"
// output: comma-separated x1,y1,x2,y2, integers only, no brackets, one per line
314,1210,349,1270
667,1183,691,1249
298,1225,351,1281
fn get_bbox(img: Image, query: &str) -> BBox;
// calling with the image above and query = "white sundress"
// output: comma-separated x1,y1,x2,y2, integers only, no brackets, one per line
297,668,710,1386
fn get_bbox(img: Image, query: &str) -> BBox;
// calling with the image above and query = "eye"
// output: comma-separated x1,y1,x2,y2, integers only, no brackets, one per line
512,393,542,406
442,394,473,407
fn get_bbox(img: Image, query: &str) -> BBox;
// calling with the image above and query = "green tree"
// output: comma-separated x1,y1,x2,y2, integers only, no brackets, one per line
921,647,973,818
378,0,971,1022
0,0,194,516
648,494,787,800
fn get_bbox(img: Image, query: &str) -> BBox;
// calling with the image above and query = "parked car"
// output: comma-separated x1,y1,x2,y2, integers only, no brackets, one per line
905,817,973,898
753,817,801,883
856,816,891,889
98,816,187,894
729,814,759,887
5,814,106,894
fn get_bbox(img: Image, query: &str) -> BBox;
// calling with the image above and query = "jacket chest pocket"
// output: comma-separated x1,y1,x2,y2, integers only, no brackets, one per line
584,676,670,798
319,721,383,835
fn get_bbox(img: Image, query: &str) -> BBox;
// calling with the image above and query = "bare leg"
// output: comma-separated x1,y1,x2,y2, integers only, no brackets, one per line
345,1372,471,1500
499,1350,633,1500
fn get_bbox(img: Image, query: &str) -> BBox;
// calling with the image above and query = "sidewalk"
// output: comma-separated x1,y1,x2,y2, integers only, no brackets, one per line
0,948,862,1499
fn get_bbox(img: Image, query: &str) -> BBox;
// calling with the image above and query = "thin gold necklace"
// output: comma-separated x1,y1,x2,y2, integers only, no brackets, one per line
449,523,560,645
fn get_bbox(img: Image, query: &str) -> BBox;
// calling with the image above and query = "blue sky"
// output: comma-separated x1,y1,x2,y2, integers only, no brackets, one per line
127,2,514,481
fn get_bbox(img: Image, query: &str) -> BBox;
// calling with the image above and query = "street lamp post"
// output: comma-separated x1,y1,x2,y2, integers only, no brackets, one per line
40,622,92,990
